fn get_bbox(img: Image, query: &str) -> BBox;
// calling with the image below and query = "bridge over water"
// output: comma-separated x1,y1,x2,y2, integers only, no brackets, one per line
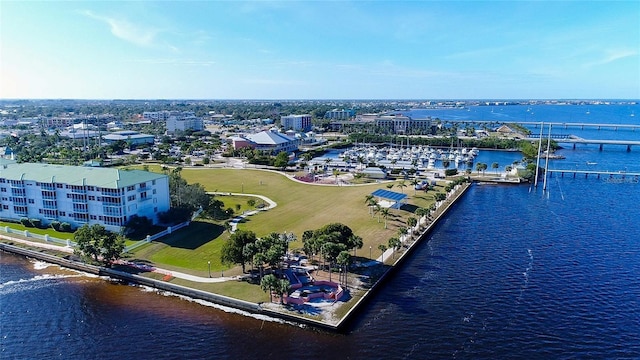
441,119,640,131
547,169,640,182
525,135,640,151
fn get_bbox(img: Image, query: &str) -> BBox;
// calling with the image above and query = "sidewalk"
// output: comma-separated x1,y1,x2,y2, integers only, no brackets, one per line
209,192,277,233
2,234,242,284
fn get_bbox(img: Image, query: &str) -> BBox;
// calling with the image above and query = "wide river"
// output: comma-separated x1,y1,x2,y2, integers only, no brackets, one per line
2,103,639,359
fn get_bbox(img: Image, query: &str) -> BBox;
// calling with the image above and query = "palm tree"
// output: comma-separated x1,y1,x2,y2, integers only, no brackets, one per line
410,178,420,195
386,183,394,190
373,204,382,223
397,180,407,194
407,216,417,230
492,162,499,174
380,208,390,229
260,274,279,303
336,251,350,286
275,279,291,304
388,237,401,259
377,244,387,259
364,194,375,215
398,226,408,240
415,207,428,218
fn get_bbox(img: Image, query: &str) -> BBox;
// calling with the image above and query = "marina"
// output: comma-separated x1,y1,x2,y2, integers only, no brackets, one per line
308,145,481,172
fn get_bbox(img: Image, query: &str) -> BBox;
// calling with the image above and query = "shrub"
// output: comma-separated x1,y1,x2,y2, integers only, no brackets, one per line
50,221,61,231
444,169,459,177
20,218,32,227
29,218,42,228
60,222,73,232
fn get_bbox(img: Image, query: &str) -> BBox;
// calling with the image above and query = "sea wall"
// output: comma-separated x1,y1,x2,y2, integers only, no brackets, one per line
0,242,338,331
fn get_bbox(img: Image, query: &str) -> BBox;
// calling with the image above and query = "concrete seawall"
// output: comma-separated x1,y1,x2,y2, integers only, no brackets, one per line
335,181,472,330
0,242,338,331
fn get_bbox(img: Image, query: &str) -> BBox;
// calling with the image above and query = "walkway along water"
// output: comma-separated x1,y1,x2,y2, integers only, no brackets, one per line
0,175,473,331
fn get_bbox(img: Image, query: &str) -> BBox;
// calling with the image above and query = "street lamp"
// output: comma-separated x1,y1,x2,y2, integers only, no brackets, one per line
369,246,372,259
208,261,211,278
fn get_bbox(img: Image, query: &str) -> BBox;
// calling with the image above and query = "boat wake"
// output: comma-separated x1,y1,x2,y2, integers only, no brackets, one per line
518,249,534,303
0,274,83,295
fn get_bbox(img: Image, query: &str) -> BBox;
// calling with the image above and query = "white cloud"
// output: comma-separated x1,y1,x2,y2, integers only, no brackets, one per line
81,10,160,47
583,49,638,68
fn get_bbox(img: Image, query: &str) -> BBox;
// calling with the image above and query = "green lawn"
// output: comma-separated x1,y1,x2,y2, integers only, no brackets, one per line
130,167,444,276
182,168,442,252
130,219,230,274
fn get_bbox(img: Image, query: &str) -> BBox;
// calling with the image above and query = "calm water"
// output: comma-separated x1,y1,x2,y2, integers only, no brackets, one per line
2,104,640,359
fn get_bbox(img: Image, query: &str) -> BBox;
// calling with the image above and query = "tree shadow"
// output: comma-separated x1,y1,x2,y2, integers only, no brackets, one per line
156,221,225,250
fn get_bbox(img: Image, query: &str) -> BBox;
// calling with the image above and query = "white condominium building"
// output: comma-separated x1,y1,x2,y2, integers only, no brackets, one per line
0,162,170,232
166,112,204,134
142,111,171,122
280,114,312,131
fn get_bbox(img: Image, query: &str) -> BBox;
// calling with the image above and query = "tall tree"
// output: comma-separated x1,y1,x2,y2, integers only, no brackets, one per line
336,251,351,286
73,224,125,266
388,237,401,259
380,207,390,229
260,274,278,303
221,229,257,273
274,151,290,170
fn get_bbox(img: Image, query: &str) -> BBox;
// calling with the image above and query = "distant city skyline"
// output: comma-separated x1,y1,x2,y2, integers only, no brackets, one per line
1,1,638,100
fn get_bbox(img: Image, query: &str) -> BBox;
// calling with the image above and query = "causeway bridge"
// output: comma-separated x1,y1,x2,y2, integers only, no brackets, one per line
441,119,640,131
547,169,640,181
525,135,640,151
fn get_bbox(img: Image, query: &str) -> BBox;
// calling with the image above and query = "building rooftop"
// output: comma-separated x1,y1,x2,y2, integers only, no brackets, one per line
245,130,295,145
0,163,167,189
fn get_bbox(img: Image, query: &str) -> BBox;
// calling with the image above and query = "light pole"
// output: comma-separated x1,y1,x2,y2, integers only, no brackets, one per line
369,246,372,260
208,261,211,278
241,182,244,193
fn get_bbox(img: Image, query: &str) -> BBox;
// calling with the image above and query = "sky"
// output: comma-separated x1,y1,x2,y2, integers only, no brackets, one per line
1,1,639,100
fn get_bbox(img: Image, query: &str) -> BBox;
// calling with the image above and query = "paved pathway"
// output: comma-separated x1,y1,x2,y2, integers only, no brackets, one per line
2,234,243,284
208,192,277,233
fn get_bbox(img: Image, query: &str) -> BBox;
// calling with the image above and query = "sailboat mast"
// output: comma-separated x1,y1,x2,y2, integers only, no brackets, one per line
534,121,544,187
542,124,552,192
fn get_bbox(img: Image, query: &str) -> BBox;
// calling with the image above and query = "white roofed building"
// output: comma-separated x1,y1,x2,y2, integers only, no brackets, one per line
232,130,300,155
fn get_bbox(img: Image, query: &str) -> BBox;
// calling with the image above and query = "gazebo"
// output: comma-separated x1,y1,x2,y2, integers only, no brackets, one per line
371,189,407,209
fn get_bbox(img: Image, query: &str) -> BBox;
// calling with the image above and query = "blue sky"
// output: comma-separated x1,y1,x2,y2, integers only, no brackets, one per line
1,1,638,100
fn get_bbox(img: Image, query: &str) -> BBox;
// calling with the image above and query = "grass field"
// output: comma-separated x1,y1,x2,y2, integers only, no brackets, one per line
128,166,444,277
181,168,442,252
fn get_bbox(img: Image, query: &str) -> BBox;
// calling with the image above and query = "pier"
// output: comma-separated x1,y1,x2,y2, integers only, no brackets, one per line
547,169,640,181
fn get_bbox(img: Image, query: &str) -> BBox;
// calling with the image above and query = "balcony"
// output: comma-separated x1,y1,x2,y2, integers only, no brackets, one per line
102,206,122,216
